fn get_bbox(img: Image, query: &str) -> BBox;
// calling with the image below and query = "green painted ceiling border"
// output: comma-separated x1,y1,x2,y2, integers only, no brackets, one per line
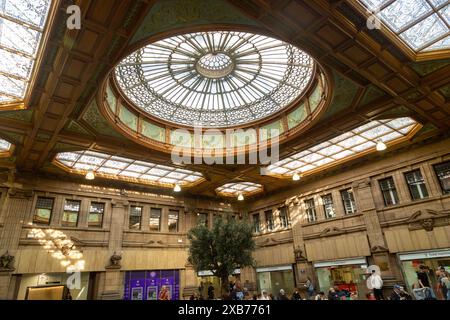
410,59,450,76
322,70,359,120
0,109,33,122
82,100,124,139
131,0,260,44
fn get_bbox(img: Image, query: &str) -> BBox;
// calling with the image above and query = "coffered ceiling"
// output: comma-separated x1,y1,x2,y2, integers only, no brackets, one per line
0,0,449,202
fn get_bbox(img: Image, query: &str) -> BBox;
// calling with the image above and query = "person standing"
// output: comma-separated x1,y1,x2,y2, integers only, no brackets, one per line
416,265,436,299
368,270,384,300
291,288,302,300
304,277,315,299
277,289,289,300
258,290,270,300
159,285,169,300
207,282,215,300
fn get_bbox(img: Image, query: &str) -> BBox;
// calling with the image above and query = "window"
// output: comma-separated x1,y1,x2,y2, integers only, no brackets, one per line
149,208,162,231
322,194,336,219
265,210,274,231
279,207,290,228
434,161,450,194
405,170,429,200
62,200,81,227
341,189,357,214
379,177,399,206
168,209,179,232
129,206,143,230
33,197,54,224
197,213,208,227
88,202,105,228
305,199,317,222
252,213,261,233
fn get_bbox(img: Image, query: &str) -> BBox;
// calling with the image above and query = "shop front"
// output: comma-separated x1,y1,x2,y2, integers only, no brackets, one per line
197,269,240,298
256,265,295,296
16,272,91,300
399,249,450,299
314,257,368,299
123,269,180,300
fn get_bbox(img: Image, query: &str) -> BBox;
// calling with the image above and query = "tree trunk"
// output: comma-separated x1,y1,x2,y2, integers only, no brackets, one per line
220,274,229,299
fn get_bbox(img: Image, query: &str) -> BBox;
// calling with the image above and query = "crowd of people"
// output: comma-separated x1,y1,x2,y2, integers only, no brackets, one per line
189,265,450,301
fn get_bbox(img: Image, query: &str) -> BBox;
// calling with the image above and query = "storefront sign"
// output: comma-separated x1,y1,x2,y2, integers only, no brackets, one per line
313,257,367,268
256,265,292,273
399,249,450,261
123,270,180,300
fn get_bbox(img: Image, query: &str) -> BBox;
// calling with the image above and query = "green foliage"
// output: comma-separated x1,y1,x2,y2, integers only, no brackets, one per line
187,214,255,282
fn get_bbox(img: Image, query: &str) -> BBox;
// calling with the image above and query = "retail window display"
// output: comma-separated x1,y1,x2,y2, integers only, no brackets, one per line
17,272,90,300
399,249,450,300
256,266,295,296
315,259,368,299
123,270,180,300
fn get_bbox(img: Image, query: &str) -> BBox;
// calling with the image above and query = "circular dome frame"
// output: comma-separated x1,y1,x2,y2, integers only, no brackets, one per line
97,25,333,157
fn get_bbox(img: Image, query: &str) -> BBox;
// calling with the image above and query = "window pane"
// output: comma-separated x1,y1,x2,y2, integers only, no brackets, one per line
34,197,53,224
341,189,357,214
62,200,80,227
434,161,450,194
279,207,290,228
129,206,142,230
252,213,260,233
405,170,428,200
88,202,104,227
150,208,161,231
379,177,399,206
322,194,335,219
168,209,179,232
305,199,317,222
265,210,274,231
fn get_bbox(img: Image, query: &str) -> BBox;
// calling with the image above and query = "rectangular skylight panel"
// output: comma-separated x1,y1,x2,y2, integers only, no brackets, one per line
140,174,160,181
309,141,331,152
423,35,450,51
57,152,80,162
0,48,33,79
440,5,450,24
400,14,447,49
84,151,109,158
156,164,175,171
284,160,304,169
73,163,97,171
352,121,379,134
329,131,354,144
104,160,129,169
300,152,324,163
1,0,51,28
147,167,169,176
338,135,367,148
0,139,11,150
97,167,121,175
360,125,392,139
126,164,149,173
385,117,416,129
351,140,376,152
0,18,41,56
0,74,26,98
58,160,73,167
184,175,202,182
299,164,316,172
267,166,290,174
313,157,334,166
291,150,311,159
332,150,355,160
379,0,432,32
398,125,415,134
430,0,449,8
119,171,141,178
318,145,344,156
380,131,404,141
166,171,187,179
78,155,104,165
360,0,391,10
159,177,178,184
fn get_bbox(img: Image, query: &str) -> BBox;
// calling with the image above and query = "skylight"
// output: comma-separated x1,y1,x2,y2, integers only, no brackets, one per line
216,182,263,197
54,150,205,187
115,30,315,128
0,138,11,153
0,0,52,105
266,117,420,177
359,0,450,52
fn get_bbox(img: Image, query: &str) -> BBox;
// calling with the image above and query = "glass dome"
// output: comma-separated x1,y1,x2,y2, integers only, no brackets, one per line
114,30,315,128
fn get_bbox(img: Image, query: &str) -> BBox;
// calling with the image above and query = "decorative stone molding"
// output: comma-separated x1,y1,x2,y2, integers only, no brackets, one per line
105,251,122,269
294,247,307,262
352,178,371,189
255,236,292,248
319,226,344,237
0,251,15,272
370,245,389,253
7,188,33,199
111,199,129,208
406,209,450,232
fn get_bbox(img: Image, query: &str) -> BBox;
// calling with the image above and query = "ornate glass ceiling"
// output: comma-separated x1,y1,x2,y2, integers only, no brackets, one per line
115,31,315,127
266,117,419,177
359,0,450,52
0,0,52,105
54,150,204,187
0,138,11,152
216,182,263,197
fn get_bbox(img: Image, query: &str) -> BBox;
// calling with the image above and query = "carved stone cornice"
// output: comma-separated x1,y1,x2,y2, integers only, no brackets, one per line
255,236,293,248
111,199,129,208
406,209,450,232
352,178,371,189
7,187,33,199
371,245,389,253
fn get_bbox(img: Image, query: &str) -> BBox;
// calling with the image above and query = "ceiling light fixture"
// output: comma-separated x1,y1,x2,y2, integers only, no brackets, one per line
376,140,387,151
174,184,181,192
85,170,95,180
292,172,301,181
237,194,244,201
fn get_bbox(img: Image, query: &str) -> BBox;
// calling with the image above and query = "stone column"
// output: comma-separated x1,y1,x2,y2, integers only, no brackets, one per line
288,197,315,294
98,199,128,300
0,188,33,299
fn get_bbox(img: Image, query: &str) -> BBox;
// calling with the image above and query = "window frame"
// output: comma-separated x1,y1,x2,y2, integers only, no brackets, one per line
340,188,357,214
379,177,400,206
129,205,143,230
149,207,162,231
62,199,81,227
88,202,105,228
433,161,450,195
278,206,290,228
252,213,261,233
264,209,274,231
33,196,54,225
321,194,336,219
168,209,179,232
404,169,429,200
305,199,317,223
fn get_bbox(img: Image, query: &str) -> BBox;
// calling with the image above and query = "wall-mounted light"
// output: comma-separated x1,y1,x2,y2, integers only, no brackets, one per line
237,194,244,201
292,172,301,181
174,184,181,192
376,139,387,151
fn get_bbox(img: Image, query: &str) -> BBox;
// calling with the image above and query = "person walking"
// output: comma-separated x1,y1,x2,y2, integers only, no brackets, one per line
304,277,315,299
367,270,384,300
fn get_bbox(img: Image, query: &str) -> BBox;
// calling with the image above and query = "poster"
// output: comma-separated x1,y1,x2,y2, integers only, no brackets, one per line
131,287,143,300
124,270,179,300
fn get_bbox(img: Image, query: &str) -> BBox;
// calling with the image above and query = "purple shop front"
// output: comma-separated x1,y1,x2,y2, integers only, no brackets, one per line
123,270,180,300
